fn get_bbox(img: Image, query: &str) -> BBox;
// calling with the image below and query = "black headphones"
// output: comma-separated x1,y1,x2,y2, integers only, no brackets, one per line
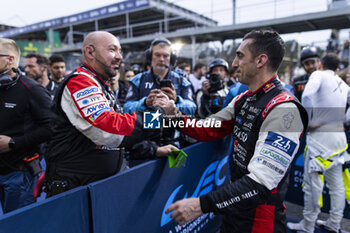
145,38,177,67
0,68,20,89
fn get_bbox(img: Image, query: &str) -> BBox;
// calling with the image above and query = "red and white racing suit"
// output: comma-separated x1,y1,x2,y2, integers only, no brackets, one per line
45,64,163,194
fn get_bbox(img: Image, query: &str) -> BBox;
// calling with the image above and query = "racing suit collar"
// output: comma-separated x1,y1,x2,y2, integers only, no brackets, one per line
246,74,278,96
81,63,109,86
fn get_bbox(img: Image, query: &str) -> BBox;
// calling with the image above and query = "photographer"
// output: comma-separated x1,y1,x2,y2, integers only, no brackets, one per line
196,58,229,118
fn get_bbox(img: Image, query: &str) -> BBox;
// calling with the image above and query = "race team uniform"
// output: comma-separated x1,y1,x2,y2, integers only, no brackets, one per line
45,64,163,196
0,74,53,212
46,78,59,100
301,70,350,227
292,73,309,101
180,77,308,233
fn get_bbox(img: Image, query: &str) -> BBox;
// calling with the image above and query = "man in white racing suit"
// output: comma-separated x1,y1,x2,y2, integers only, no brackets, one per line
287,53,350,233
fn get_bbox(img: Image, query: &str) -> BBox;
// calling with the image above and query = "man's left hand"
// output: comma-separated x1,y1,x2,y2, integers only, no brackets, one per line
161,85,177,102
0,135,11,153
165,198,203,226
156,144,178,157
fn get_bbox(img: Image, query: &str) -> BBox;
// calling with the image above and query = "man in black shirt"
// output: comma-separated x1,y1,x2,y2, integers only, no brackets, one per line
0,38,53,213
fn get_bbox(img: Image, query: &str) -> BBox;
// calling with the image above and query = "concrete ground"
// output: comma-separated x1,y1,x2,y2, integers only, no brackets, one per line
285,201,350,232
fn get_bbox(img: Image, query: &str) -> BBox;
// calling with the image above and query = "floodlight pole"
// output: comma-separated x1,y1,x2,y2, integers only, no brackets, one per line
232,0,236,25
191,36,196,68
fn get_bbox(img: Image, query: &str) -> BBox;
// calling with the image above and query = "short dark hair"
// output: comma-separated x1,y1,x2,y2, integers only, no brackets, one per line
321,53,340,71
49,54,65,65
124,65,133,73
178,62,190,70
194,62,205,72
26,53,49,66
243,29,285,72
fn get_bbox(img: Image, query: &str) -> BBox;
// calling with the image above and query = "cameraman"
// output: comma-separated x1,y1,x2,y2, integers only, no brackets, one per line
196,58,229,118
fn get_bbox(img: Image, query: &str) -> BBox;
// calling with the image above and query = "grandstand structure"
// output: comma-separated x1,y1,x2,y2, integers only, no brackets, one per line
0,24,15,33
0,0,349,66
0,0,217,53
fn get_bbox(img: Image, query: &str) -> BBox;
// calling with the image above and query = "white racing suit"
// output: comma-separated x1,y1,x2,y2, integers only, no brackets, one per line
301,69,350,225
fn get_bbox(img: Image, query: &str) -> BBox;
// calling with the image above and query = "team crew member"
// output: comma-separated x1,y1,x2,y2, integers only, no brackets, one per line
45,31,176,196
0,38,53,212
287,53,350,233
166,29,308,233
25,53,59,100
49,54,66,84
292,46,320,101
123,38,196,116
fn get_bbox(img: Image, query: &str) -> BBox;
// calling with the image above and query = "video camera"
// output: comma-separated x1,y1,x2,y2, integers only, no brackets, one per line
207,73,223,93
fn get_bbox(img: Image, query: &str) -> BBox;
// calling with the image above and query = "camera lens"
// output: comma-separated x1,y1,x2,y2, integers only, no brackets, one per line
208,74,223,93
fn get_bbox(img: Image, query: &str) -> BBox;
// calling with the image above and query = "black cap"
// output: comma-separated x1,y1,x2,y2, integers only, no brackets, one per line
300,47,319,63
208,58,229,73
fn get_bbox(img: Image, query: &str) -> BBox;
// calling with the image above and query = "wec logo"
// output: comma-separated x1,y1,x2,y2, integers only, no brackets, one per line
161,156,229,227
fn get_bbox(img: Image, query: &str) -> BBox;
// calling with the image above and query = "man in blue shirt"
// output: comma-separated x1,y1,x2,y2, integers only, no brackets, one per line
124,38,196,116
223,67,249,108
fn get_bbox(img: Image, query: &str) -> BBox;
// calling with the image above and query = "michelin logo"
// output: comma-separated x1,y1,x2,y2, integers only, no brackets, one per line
143,110,161,129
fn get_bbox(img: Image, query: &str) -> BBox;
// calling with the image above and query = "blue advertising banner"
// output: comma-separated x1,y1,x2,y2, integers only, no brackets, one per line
0,135,348,232
0,187,90,233
88,137,232,233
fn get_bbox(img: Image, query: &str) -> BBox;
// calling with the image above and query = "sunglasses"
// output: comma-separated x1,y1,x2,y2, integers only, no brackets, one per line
0,54,10,57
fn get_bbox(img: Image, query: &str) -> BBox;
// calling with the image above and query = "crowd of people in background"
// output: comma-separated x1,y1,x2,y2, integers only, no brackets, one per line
1,28,350,233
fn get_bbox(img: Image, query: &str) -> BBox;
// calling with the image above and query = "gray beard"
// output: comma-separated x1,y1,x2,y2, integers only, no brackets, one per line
154,66,168,76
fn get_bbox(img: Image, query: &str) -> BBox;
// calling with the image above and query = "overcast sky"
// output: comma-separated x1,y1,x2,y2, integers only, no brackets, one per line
1,0,349,47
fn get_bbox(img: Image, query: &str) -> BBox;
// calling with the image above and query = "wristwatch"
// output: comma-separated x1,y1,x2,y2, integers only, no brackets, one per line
8,138,15,150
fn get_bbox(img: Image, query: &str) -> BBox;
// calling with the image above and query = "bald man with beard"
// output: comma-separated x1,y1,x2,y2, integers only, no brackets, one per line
44,31,176,197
